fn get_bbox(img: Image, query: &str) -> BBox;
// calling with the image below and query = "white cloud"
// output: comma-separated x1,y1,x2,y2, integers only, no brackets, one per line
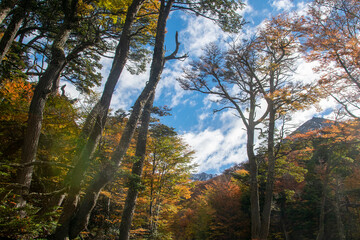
66,1,343,175
182,109,248,173
178,0,350,174
155,13,237,109
293,58,320,84
61,51,150,112
283,97,339,134
156,63,189,108
270,0,295,12
179,15,229,58
183,127,248,173
296,1,311,16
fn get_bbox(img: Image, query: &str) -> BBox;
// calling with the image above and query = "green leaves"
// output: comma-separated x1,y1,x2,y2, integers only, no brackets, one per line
178,0,245,33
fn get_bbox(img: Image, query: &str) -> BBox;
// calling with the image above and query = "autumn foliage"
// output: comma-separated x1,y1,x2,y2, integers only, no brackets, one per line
1,0,360,239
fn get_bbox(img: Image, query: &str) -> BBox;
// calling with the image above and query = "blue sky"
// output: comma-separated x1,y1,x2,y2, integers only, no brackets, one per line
67,0,340,174
151,0,338,174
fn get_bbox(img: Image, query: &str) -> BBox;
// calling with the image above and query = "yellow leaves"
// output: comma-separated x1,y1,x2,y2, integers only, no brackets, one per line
98,0,132,12
138,0,160,36
77,0,94,16
96,0,133,24
96,0,159,36
234,168,248,176
174,183,192,200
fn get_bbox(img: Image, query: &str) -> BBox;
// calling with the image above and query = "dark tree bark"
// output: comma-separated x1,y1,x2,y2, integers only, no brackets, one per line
248,123,261,239
35,188,66,217
316,175,328,240
16,0,79,208
0,0,27,64
51,0,178,238
118,93,154,240
148,149,157,231
53,0,147,237
0,0,18,24
259,65,277,239
247,95,261,240
334,177,346,240
260,100,276,240
179,43,269,240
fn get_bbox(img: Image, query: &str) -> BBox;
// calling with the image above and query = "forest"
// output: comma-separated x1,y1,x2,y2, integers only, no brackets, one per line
0,0,359,239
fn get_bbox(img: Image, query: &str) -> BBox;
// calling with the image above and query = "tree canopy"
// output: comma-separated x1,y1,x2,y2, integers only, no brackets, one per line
0,0,360,239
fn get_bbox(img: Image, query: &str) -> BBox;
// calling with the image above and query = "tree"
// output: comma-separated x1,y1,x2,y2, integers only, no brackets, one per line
254,16,315,239
283,120,360,240
51,0,244,237
0,78,83,239
0,0,18,23
298,0,360,118
143,123,194,238
16,0,81,208
179,40,267,238
0,0,29,64
52,0,153,237
51,0,181,238
81,120,194,240
172,172,250,240
310,123,358,240
118,93,155,240
179,15,316,239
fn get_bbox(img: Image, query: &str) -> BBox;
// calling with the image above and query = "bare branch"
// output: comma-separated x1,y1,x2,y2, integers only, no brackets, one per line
165,31,188,60
0,161,74,169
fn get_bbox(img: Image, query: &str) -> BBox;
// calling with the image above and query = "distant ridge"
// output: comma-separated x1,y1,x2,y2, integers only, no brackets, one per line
191,172,217,181
191,118,333,182
291,117,333,135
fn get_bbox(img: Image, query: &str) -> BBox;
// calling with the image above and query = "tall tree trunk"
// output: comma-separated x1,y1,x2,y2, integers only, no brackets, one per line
35,189,66,218
151,175,164,235
0,0,18,24
0,0,26,64
248,125,261,240
79,101,101,140
148,151,157,232
316,174,328,240
260,101,276,240
334,176,345,240
52,0,146,238
119,93,154,240
279,193,289,240
247,96,261,240
16,0,78,207
52,0,175,238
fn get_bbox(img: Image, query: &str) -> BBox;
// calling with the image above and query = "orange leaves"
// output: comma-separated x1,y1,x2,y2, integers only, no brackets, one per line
100,190,112,198
137,0,160,37
296,0,360,117
175,177,251,239
0,78,33,122
1,78,33,103
290,120,360,150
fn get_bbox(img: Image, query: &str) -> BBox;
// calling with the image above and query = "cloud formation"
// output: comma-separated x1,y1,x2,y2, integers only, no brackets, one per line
66,0,343,174
270,0,295,12
182,111,248,173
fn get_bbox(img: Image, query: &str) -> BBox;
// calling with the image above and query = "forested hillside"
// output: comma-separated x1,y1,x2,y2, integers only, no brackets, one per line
0,0,359,239
174,118,360,240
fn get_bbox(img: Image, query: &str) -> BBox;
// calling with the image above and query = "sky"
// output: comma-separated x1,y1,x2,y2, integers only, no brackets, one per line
67,0,341,174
